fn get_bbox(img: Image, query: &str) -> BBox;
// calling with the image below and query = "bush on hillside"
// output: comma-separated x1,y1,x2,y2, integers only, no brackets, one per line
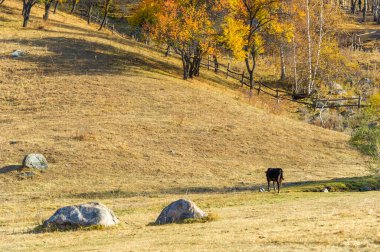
350,126,380,157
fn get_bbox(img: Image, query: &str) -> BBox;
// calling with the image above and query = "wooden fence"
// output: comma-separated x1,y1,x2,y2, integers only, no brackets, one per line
199,56,365,109
70,11,366,110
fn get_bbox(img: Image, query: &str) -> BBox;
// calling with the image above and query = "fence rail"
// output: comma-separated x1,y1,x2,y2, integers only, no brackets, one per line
70,10,366,110
198,56,365,109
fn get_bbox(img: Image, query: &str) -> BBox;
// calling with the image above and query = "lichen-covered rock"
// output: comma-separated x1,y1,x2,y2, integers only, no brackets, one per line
22,154,48,171
43,202,119,228
329,82,346,95
11,50,25,58
155,199,207,225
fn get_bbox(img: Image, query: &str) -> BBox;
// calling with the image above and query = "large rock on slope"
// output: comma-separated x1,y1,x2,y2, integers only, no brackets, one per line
155,199,207,225
329,82,346,95
22,154,48,171
43,202,119,228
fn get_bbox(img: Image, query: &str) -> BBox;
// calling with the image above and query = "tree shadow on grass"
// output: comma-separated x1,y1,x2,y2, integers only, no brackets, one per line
67,176,380,199
0,16,14,24
0,4,19,15
68,185,264,199
1,36,182,77
0,165,22,174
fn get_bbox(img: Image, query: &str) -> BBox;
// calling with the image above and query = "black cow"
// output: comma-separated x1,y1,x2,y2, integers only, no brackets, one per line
266,168,284,193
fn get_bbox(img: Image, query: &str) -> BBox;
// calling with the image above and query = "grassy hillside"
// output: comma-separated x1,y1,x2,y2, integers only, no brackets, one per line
0,1,379,251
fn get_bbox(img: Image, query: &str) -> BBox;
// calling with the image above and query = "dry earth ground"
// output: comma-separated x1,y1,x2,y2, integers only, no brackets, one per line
0,1,379,251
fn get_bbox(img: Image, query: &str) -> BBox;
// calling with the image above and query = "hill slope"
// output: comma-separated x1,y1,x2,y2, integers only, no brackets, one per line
1,1,379,251
0,1,368,194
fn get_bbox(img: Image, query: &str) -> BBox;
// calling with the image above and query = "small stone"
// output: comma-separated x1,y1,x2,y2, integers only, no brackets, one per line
259,187,265,192
11,50,25,58
368,122,378,128
359,186,372,192
22,154,48,171
17,171,35,179
155,199,207,225
323,188,329,193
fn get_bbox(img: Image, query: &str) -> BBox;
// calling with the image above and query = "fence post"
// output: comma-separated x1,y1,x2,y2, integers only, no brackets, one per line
207,55,210,71
276,87,280,104
257,82,261,95
227,63,230,78
241,70,245,87
358,95,362,109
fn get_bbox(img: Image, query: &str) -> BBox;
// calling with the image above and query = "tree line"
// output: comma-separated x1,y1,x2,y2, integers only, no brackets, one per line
0,0,113,29
1,0,378,96
129,0,368,96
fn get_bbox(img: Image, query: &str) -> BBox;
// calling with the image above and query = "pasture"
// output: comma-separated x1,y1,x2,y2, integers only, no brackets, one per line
0,1,379,251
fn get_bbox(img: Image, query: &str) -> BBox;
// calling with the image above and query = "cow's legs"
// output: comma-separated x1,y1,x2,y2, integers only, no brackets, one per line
272,181,276,192
267,180,270,192
277,181,280,193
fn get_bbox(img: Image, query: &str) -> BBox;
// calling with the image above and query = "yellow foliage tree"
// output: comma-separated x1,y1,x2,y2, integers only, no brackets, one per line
220,0,281,89
152,0,215,79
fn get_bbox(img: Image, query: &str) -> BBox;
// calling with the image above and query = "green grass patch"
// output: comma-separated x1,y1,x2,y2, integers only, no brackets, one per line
148,213,219,226
291,176,380,192
32,223,109,233
350,126,380,157
181,213,220,224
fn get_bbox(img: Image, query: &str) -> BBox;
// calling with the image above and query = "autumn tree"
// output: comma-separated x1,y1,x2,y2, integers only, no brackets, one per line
128,0,160,41
83,0,98,24
220,0,281,89
152,0,215,79
286,0,355,96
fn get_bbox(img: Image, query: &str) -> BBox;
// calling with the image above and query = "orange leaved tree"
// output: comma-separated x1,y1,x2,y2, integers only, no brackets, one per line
128,0,161,42
152,0,215,80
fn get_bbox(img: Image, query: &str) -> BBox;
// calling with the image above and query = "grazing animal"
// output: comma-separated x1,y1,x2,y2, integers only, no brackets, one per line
265,168,284,193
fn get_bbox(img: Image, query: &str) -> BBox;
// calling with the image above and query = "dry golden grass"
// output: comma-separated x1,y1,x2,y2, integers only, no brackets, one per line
0,1,379,251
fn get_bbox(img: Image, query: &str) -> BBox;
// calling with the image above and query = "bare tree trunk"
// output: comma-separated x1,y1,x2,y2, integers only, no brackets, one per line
43,0,54,21
22,0,27,15
280,44,286,82
99,0,112,30
363,0,367,22
99,10,108,30
181,52,190,80
351,0,357,13
292,37,299,93
70,0,77,13
87,3,93,24
213,55,219,73
245,50,256,90
306,0,313,95
23,1,35,27
311,0,324,91
53,1,59,14
165,45,171,57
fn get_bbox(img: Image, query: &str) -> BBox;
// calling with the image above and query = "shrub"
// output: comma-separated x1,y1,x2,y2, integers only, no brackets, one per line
350,126,380,158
